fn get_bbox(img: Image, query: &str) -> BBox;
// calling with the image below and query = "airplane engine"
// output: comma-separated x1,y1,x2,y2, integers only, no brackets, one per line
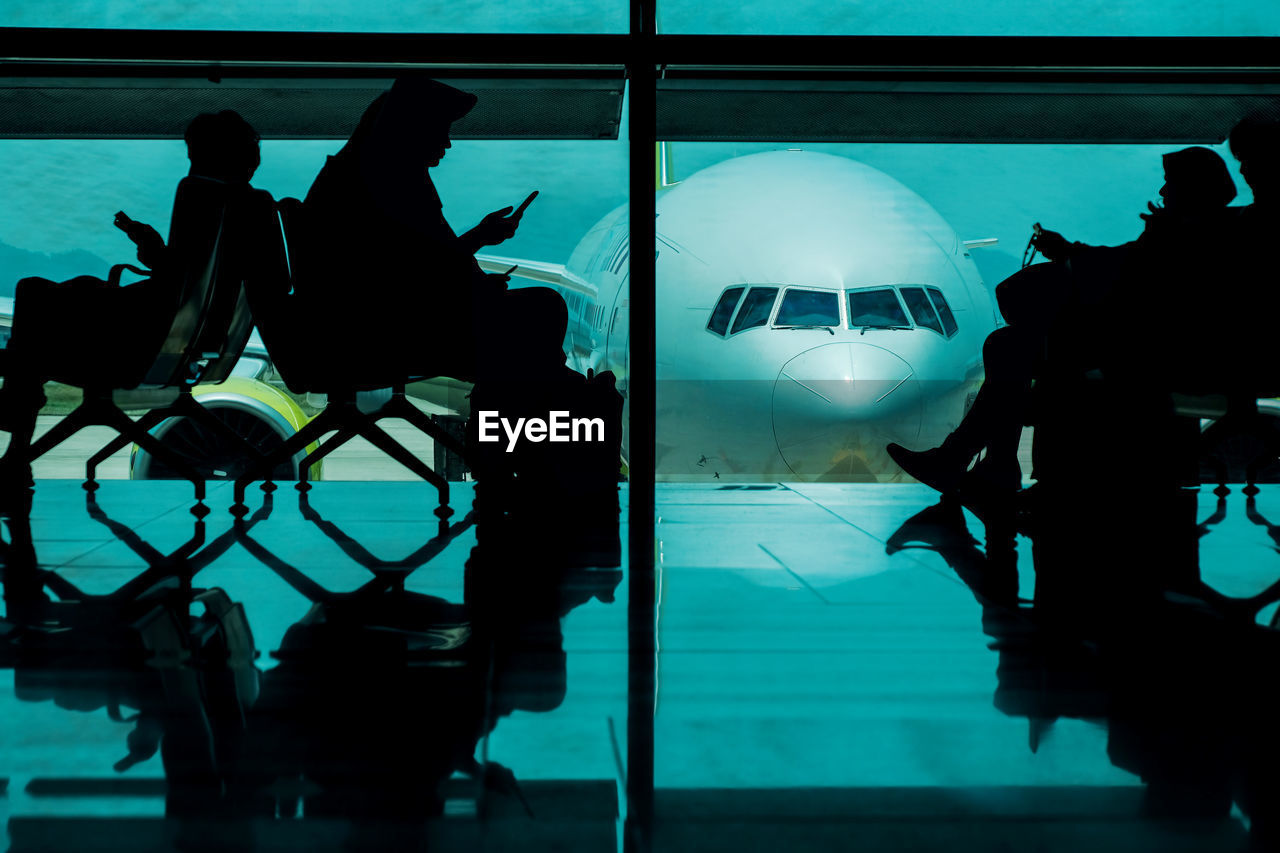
129,377,320,482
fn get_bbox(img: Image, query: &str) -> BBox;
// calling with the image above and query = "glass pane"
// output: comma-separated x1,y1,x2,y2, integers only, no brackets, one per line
707,286,745,335
0,1,626,32
0,133,628,480
660,0,1280,35
651,137,1271,853
775,288,838,326
927,286,958,337
0,137,626,300
730,286,778,334
848,288,909,327
901,286,943,334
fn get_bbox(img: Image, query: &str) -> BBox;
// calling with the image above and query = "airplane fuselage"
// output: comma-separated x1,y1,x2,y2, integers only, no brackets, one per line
551,150,999,482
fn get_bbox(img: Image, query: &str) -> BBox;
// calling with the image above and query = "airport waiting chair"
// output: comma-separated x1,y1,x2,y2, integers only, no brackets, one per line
231,197,468,521
13,176,252,509
82,195,270,488
1172,389,1280,496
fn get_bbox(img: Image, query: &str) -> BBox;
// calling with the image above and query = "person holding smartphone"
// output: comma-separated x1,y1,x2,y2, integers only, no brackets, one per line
296,77,567,388
0,111,264,501
888,146,1240,506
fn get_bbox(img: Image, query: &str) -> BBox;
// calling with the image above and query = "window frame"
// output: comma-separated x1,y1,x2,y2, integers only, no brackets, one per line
925,285,959,338
728,284,781,335
846,285,912,330
772,285,842,329
6,22,1276,852
706,285,747,336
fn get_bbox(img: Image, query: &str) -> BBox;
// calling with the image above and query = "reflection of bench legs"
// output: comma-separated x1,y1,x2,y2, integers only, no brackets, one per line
25,388,207,505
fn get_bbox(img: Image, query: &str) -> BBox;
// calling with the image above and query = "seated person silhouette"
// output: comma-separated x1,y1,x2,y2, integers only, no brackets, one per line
294,76,571,391
887,146,1238,500
0,111,263,492
1224,116,1280,378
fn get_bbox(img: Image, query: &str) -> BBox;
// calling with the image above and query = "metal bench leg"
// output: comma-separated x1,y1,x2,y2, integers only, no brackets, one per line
293,425,361,492
356,420,453,520
231,406,346,513
101,407,207,505
85,407,170,485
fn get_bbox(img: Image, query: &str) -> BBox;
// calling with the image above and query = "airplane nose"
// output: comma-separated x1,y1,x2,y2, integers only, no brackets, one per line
772,342,924,480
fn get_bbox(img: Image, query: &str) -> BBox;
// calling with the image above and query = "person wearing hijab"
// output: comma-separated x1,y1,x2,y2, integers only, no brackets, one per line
295,76,569,386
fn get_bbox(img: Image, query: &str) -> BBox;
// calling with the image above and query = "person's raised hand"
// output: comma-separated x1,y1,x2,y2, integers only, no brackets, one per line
126,222,165,269
469,191,539,247
1030,225,1070,262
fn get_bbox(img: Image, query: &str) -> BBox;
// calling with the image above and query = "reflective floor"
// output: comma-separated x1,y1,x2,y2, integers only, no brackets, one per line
3,479,1279,851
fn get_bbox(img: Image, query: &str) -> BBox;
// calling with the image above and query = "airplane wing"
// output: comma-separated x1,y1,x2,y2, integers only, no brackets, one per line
476,254,597,298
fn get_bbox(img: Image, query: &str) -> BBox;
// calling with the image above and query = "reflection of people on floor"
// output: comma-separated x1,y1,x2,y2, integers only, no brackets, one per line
900,476,1280,848
218,487,620,848
0,111,264,500
887,147,1239,505
0,520,259,851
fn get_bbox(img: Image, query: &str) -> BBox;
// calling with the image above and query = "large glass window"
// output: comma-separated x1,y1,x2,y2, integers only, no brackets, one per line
659,0,1280,36
0,2,626,33
0,138,627,298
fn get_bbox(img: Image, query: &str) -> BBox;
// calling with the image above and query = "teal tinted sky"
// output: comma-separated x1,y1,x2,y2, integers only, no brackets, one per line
2,0,1278,34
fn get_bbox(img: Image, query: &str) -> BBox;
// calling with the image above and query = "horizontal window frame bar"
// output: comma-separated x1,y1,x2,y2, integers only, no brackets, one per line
4,29,1280,74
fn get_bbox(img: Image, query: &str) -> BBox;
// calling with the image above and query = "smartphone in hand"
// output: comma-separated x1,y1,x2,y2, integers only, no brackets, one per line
514,191,538,218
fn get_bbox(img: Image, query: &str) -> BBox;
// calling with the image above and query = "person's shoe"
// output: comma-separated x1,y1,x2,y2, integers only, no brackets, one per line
887,443,968,495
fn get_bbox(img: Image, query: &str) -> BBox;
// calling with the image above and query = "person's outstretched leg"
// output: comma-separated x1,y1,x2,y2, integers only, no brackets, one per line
889,324,1039,494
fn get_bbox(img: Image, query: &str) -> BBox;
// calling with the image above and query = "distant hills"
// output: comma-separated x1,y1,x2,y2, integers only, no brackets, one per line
0,240,113,297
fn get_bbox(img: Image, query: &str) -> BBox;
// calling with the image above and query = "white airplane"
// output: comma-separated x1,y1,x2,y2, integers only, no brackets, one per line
2,151,1001,484
481,149,999,482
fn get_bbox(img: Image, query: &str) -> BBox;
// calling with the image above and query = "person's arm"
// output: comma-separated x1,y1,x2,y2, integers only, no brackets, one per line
1030,225,1083,262
459,192,538,254
114,212,168,271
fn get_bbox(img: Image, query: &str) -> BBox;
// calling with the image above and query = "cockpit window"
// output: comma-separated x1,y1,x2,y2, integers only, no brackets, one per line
847,287,910,328
926,287,958,337
901,286,943,334
775,288,839,326
707,286,745,336
730,286,779,334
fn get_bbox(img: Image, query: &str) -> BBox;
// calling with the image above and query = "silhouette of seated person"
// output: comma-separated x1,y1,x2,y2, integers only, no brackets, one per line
887,146,1239,500
0,110,264,491
291,76,570,392
1221,116,1280,391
